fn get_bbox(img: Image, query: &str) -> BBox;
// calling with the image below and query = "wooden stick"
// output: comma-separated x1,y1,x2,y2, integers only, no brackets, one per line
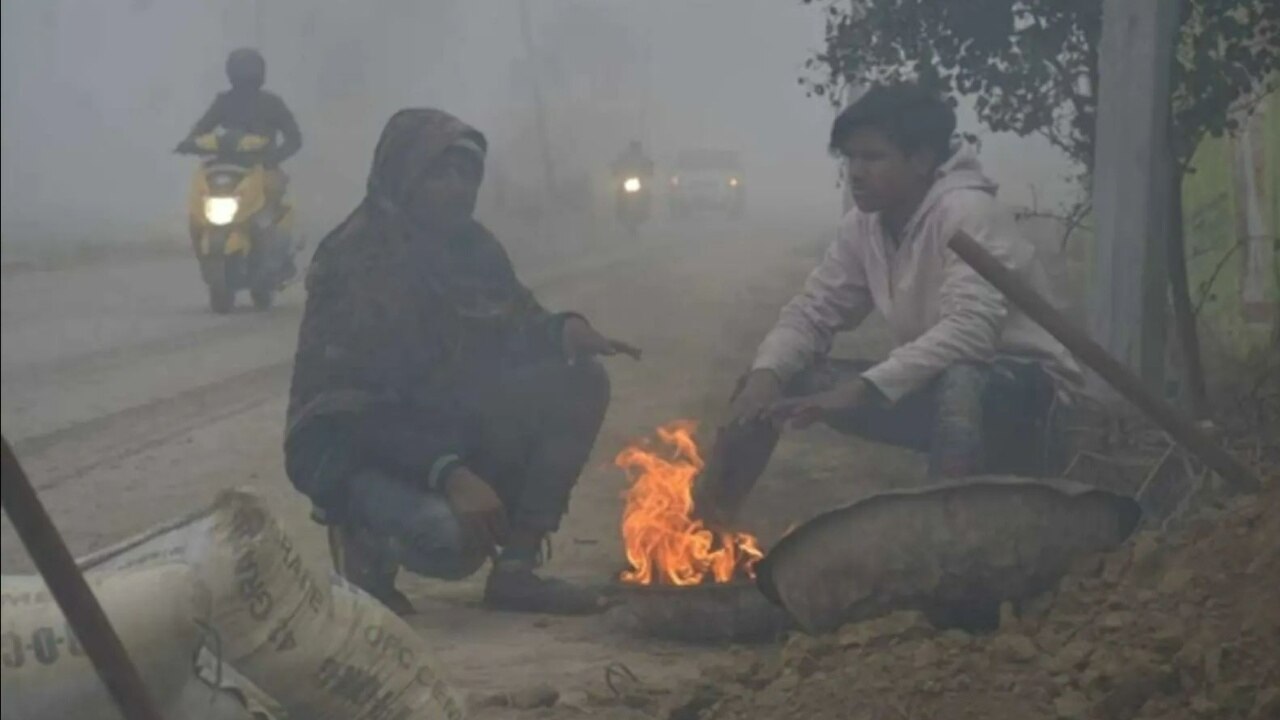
947,232,1260,494
1,437,165,720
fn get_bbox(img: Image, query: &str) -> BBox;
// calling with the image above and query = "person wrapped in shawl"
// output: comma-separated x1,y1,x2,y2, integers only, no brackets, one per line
285,109,639,615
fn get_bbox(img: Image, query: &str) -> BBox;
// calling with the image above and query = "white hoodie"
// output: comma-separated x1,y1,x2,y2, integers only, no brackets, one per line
753,146,1083,403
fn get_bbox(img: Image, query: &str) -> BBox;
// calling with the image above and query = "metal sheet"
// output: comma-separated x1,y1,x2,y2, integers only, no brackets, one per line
756,476,1141,634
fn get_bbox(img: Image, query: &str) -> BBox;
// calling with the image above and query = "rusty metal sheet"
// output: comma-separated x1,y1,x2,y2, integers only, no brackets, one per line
756,477,1141,634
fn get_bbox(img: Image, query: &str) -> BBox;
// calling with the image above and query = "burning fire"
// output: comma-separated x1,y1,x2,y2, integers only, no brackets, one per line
615,420,763,586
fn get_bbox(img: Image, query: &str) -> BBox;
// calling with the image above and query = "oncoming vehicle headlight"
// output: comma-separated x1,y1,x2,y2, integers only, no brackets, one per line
623,177,642,193
203,197,239,226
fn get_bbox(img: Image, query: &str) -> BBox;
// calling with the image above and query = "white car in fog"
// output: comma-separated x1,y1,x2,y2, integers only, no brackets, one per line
669,149,745,219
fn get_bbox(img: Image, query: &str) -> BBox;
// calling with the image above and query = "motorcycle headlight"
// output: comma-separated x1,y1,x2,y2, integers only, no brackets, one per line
203,197,239,226
623,177,642,193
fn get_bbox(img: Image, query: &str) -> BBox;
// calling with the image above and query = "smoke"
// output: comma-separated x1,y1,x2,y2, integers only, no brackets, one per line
2,0,1074,260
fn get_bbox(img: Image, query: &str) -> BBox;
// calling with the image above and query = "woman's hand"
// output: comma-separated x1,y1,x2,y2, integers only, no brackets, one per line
769,379,869,429
442,467,509,554
562,316,642,361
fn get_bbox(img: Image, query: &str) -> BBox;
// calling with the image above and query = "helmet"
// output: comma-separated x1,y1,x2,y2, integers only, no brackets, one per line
225,48,266,90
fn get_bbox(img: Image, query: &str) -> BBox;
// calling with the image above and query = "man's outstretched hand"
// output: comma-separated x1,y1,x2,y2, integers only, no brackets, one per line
562,316,642,361
769,379,869,429
729,370,784,426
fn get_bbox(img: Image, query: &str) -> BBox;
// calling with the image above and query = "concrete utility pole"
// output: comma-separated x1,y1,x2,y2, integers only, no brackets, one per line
254,0,265,47
519,0,558,200
1089,0,1182,393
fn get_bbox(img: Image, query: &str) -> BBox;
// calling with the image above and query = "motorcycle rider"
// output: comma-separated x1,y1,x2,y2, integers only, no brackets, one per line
611,140,654,228
180,49,302,191
611,140,655,182
178,48,301,279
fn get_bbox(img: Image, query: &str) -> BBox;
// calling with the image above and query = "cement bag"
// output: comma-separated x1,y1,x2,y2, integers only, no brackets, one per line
181,649,283,720
169,679,269,720
0,564,206,720
756,477,1141,634
86,489,467,720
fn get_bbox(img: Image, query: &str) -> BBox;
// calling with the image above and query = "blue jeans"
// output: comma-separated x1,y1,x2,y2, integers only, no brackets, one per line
289,359,610,580
343,469,484,580
697,358,1063,524
796,358,1061,476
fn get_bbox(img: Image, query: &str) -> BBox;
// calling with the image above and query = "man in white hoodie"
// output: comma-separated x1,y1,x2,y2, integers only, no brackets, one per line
697,84,1082,523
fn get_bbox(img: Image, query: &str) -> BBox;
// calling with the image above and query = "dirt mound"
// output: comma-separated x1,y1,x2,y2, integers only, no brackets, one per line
687,483,1280,720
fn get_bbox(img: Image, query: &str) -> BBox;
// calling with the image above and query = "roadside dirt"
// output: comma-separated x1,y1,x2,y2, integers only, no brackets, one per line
684,481,1279,720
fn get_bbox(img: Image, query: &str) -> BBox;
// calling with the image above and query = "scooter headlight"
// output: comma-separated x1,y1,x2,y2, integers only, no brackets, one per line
203,196,239,226
623,177,642,193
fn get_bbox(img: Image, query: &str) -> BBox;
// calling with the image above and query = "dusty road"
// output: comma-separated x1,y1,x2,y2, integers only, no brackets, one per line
1,212,923,716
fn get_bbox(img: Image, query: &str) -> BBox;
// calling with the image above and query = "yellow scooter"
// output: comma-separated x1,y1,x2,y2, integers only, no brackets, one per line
179,130,297,313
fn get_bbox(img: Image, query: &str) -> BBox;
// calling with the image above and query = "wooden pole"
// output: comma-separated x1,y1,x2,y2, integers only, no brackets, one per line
1,437,165,720
947,233,1260,494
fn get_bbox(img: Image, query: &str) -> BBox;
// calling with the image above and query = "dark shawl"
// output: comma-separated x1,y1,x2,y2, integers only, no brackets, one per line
285,109,566,508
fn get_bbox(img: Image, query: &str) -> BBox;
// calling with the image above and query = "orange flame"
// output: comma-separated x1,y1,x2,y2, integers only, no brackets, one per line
615,420,764,586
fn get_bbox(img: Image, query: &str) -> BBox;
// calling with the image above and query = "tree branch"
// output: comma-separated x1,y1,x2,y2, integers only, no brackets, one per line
1192,240,1245,316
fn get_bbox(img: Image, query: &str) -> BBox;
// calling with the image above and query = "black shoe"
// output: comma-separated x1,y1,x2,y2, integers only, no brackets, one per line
370,586,416,617
328,525,416,616
483,559,607,615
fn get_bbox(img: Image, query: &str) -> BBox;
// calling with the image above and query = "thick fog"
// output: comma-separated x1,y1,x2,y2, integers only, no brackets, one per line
1,0,1074,258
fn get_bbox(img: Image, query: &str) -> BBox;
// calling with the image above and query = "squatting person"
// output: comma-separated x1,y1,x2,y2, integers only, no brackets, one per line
285,109,639,615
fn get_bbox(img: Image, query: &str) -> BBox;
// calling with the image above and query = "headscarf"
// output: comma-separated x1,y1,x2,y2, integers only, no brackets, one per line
286,109,549,440
364,109,487,213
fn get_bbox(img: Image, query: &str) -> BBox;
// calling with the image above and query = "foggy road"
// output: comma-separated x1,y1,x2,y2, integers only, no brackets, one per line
1,256,305,485
7,1,1272,718
0,216,824,563
0,1,1127,716
0,226,695,484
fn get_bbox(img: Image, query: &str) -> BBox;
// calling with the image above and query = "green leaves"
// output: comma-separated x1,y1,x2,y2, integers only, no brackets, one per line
802,0,1278,171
